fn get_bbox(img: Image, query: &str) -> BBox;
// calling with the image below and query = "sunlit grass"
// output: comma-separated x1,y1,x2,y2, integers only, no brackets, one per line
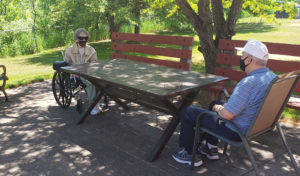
282,108,300,121
1,41,111,88
234,18,300,44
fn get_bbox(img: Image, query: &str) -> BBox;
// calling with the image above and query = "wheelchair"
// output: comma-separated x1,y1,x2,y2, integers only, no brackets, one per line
52,60,111,115
52,60,90,113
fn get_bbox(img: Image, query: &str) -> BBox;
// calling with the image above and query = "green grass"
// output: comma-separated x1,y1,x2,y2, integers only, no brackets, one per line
282,108,300,121
1,40,111,88
234,18,300,44
1,48,62,88
1,18,299,120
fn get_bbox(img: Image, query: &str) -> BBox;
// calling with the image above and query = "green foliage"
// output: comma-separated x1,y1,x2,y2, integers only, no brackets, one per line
239,10,255,18
0,0,298,57
140,18,166,33
243,0,297,21
282,107,300,120
145,0,194,32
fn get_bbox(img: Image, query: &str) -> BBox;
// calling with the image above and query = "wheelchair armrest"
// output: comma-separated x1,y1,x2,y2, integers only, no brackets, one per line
217,89,230,101
53,61,68,70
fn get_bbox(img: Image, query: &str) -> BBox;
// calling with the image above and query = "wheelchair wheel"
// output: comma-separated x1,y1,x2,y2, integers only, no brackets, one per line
52,71,72,108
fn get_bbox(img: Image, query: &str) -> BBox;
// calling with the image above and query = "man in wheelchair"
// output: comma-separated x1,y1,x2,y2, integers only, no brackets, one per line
63,28,102,115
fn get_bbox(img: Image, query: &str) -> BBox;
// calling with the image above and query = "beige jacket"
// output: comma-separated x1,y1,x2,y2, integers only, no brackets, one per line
64,43,97,65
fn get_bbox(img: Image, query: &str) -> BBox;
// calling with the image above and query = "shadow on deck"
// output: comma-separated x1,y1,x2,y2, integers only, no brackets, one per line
0,80,299,176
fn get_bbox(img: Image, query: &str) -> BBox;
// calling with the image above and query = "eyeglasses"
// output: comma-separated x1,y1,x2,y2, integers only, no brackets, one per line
78,36,88,41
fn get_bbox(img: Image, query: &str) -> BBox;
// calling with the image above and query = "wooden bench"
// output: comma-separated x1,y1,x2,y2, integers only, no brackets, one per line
207,39,300,110
0,65,9,101
110,32,194,70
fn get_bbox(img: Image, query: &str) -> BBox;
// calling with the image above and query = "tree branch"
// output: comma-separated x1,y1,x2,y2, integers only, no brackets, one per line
211,0,227,43
176,0,203,35
176,0,216,73
225,0,242,38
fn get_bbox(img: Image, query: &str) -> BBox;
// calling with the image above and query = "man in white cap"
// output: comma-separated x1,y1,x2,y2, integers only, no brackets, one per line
172,39,277,167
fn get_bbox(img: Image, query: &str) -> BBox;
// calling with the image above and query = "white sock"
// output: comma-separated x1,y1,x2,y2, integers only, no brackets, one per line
207,142,217,149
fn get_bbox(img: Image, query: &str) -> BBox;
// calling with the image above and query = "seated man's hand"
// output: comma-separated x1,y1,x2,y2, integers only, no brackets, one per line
209,100,225,111
209,100,234,120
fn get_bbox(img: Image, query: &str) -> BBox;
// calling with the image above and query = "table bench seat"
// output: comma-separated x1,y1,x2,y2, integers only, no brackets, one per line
110,32,194,70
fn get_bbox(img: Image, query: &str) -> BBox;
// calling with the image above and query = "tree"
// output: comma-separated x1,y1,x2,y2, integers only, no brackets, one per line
129,0,149,33
146,0,193,32
176,0,296,73
31,0,39,52
175,0,241,73
104,0,132,37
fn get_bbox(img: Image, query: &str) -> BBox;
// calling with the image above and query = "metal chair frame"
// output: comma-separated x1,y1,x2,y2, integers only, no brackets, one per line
190,73,300,176
0,65,9,101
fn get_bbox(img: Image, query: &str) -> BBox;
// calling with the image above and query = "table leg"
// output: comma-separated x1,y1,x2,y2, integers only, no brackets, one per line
147,99,180,161
77,90,105,125
179,91,199,109
106,94,130,110
147,91,199,161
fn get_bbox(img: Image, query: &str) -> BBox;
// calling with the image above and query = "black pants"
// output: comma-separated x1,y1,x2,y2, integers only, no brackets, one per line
179,106,241,154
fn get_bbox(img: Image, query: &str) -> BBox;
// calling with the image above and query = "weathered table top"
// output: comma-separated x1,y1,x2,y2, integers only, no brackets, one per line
60,59,228,161
60,59,227,98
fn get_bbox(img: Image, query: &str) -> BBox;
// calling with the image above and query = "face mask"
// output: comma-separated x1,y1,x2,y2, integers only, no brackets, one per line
240,56,251,71
78,40,87,47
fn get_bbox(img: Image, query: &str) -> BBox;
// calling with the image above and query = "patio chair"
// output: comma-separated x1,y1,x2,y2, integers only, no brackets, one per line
190,72,300,176
0,65,9,101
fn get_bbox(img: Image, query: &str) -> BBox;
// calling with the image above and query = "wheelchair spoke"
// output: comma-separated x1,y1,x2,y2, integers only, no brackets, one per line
52,71,73,108
61,91,65,105
55,78,61,90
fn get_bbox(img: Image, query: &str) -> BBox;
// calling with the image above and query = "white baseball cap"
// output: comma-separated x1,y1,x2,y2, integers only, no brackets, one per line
235,39,269,60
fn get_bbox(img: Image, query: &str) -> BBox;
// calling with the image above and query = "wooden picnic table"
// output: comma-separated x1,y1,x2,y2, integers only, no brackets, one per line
60,58,228,161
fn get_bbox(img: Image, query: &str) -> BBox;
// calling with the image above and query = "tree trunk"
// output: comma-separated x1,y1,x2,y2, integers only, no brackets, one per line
105,13,124,38
176,0,216,73
106,13,115,38
212,0,242,44
226,0,242,38
94,14,100,40
134,25,140,34
176,0,242,73
211,0,227,46
133,0,141,34
95,16,100,32
115,23,122,33
31,0,39,53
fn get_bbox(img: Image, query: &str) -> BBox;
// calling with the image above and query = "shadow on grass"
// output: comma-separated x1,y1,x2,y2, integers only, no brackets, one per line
26,51,63,66
235,22,277,34
26,41,112,66
156,30,196,37
157,22,276,36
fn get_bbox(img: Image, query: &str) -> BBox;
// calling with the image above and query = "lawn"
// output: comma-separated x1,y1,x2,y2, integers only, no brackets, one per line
1,19,299,120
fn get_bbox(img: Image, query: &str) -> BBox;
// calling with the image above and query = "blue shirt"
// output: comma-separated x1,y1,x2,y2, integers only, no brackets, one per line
225,68,277,135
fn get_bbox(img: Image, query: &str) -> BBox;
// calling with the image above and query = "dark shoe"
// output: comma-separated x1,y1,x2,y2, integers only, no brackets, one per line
172,148,203,167
198,144,219,160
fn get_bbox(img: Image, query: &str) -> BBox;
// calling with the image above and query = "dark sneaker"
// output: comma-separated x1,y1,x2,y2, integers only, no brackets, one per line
172,148,203,167
198,144,219,160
